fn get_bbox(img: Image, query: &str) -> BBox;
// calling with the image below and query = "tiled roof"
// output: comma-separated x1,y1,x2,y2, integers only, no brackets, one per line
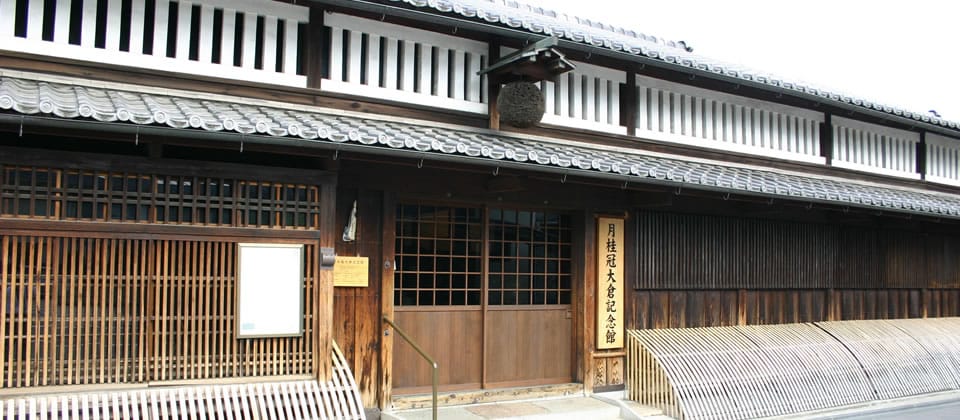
382,0,960,133
3,73,960,218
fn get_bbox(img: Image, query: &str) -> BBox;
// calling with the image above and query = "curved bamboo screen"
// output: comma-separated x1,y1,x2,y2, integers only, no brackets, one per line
0,341,364,419
627,318,960,420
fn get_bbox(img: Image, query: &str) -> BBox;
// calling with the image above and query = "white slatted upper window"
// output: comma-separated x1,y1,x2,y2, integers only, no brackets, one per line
634,74,825,164
0,0,308,87
925,133,960,186
832,116,920,179
322,12,488,114
538,60,625,134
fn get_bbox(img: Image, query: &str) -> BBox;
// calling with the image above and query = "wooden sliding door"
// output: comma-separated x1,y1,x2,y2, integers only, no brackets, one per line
391,204,573,394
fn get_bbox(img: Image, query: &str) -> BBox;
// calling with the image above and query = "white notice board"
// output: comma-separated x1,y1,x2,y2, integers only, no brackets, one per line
237,243,304,338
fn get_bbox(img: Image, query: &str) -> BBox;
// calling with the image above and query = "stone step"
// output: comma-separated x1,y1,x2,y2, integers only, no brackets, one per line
383,396,624,420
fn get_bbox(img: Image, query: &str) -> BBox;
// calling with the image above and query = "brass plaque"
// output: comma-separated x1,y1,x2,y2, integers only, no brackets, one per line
334,256,369,287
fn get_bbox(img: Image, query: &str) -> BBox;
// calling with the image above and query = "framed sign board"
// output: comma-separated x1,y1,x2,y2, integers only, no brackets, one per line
237,243,304,338
597,217,624,349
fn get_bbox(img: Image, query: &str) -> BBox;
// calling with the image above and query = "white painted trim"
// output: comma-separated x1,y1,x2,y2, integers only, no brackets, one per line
322,79,487,114
81,0,98,48
154,0,170,56
198,4,215,63
325,12,487,55
831,159,922,179
106,0,123,50
832,115,920,143
262,15,278,72
925,132,960,147
27,0,44,40
195,0,308,22
636,127,828,165
926,175,960,188
221,9,237,65
636,73,825,122
129,0,146,54
569,59,627,84
0,0,16,37
283,19,298,75
176,1,192,59
541,114,628,135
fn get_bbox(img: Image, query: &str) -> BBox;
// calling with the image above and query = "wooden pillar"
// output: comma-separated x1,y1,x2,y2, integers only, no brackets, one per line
623,71,637,137
917,131,927,180
820,113,833,166
306,6,326,89
579,212,597,393
316,182,337,381
378,192,396,410
487,39,502,130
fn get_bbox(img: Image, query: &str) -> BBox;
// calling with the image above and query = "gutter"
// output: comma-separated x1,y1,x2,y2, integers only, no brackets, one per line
308,0,960,139
2,113,954,221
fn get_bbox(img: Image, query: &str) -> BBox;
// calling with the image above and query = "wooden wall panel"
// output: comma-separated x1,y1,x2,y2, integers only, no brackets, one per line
625,288,959,330
636,211,960,291
485,308,572,388
392,310,482,392
332,189,386,407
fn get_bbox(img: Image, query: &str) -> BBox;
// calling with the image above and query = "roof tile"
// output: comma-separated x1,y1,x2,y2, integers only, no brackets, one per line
3,74,960,218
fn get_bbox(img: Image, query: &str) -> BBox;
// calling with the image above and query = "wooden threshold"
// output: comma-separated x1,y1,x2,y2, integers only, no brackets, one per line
390,382,584,410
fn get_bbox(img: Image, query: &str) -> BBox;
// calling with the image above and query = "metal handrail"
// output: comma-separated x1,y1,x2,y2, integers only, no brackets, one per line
383,316,438,420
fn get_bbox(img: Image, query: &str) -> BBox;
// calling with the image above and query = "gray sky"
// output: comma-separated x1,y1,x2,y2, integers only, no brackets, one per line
524,0,960,122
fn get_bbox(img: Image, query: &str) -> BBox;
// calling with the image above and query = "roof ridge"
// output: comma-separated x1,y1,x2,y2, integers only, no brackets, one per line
486,0,693,52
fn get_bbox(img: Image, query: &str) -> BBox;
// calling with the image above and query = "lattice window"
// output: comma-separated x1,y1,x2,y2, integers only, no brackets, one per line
394,204,483,306
488,209,572,306
394,204,573,307
0,165,321,229
0,235,318,388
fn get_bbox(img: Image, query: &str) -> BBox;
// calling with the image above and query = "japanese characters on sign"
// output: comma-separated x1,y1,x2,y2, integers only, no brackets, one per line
333,256,370,287
597,217,624,349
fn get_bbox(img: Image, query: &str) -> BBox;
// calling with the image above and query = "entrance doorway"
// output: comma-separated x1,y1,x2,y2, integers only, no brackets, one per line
391,204,574,394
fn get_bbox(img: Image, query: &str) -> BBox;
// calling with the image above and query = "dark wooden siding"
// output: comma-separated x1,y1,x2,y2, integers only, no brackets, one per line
629,211,960,330
636,211,960,290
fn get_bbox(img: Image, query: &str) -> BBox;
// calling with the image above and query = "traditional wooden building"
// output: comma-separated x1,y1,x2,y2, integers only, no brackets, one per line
2,0,960,417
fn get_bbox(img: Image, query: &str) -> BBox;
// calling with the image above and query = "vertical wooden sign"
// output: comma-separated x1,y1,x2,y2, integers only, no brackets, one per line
597,217,624,349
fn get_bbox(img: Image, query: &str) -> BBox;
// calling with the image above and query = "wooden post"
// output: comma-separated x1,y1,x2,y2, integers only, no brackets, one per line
917,131,927,180
306,6,325,89
378,192,396,410
316,182,337,382
623,71,637,137
581,212,597,393
820,114,833,166
487,39,502,130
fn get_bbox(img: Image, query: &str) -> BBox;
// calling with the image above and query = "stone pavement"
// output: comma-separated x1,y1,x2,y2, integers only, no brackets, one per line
381,394,671,420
